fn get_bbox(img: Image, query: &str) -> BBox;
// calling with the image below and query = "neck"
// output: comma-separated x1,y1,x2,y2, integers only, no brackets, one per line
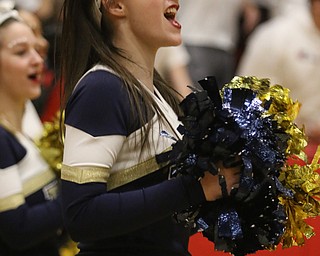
113,32,157,91
115,53,155,91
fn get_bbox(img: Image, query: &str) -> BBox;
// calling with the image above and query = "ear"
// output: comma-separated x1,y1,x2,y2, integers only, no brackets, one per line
101,0,125,17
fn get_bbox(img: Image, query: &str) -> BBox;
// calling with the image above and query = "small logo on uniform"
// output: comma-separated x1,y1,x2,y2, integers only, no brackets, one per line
42,180,58,200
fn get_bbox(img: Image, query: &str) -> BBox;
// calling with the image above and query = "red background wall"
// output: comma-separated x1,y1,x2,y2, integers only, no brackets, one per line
189,216,320,255
188,145,320,256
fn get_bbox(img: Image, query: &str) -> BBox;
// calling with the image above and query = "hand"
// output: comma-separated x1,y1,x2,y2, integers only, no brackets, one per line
200,161,241,201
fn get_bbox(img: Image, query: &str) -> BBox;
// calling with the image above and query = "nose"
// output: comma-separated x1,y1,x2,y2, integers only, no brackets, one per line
31,48,44,67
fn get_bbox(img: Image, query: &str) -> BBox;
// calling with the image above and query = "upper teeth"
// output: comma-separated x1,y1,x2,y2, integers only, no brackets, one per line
165,7,177,15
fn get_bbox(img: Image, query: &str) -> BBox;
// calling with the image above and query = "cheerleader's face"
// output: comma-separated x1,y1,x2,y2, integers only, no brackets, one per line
104,0,182,51
0,21,43,103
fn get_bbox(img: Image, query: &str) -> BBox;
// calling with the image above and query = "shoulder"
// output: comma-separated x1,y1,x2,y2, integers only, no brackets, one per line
252,17,293,40
244,17,293,54
65,69,132,137
0,127,26,169
74,69,127,99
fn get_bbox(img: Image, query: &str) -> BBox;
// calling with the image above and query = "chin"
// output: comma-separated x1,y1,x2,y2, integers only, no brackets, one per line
171,41,182,47
160,33,182,46
172,36,182,45
163,38,182,47
29,90,42,100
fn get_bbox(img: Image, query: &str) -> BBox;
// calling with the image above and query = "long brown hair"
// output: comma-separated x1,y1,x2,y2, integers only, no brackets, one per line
59,0,182,149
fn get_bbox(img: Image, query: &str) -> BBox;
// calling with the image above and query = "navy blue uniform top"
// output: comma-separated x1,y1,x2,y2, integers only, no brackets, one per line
61,66,206,255
0,125,63,256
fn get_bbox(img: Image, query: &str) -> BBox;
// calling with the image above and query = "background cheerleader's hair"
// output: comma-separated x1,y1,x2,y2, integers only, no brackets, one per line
0,0,21,26
95,0,101,10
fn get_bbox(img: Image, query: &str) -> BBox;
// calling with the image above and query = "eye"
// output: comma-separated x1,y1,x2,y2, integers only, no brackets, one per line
15,49,28,56
12,44,29,56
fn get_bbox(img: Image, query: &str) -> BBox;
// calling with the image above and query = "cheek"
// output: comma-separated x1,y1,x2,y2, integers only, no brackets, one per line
0,60,39,96
2,58,25,76
0,64,18,85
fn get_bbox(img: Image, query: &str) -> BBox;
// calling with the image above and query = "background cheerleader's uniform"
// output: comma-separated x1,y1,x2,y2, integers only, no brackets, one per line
61,65,206,256
0,124,63,256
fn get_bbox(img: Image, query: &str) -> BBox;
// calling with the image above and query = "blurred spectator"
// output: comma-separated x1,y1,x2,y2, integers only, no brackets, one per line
178,0,261,88
236,0,309,67
237,0,320,156
264,0,308,17
15,0,42,12
15,0,54,22
155,45,193,99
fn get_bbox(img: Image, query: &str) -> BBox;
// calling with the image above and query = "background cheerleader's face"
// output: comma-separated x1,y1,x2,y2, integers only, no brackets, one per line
0,21,44,102
19,10,49,59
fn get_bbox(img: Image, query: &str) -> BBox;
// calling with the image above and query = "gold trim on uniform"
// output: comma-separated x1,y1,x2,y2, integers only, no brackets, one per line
61,164,110,184
0,193,25,212
107,157,167,191
61,157,167,191
23,169,57,197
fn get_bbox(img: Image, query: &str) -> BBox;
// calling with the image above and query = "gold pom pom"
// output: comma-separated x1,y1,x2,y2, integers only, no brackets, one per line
35,111,64,176
225,76,320,249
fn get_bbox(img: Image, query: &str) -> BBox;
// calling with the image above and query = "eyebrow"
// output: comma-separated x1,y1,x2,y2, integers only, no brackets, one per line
7,37,28,49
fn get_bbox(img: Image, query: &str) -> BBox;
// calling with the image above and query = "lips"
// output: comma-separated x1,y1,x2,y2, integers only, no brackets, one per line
28,73,41,83
164,5,181,29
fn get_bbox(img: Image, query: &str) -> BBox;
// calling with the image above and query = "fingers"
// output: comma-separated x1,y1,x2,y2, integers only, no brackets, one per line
222,176,240,196
216,163,241,197
218,174,228,198
200,172,221,201
200,161,242,201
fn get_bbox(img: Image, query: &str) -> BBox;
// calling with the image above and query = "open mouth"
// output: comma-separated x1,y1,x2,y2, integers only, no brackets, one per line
28,73,41,83
164,7,177,21
164,6,181,29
